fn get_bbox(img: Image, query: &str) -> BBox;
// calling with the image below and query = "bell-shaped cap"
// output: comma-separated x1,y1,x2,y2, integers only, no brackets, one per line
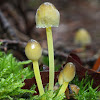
62,62,76,82
35,2,60,28
74,28,91,46
25,39,42,61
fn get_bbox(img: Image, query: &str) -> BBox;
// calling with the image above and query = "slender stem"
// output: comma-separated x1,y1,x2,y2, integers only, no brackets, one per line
32,61,44,96
46,27,54,91
57,82,68,96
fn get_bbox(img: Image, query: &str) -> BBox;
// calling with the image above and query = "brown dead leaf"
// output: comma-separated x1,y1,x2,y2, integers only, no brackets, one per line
22,71,60,94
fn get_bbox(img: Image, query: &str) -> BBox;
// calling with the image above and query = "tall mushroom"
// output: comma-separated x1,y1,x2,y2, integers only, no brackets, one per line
25,39,44,96
35,2,60,91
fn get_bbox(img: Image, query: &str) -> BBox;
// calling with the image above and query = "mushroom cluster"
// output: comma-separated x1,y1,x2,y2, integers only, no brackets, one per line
25,2,76,99
57,62,76,96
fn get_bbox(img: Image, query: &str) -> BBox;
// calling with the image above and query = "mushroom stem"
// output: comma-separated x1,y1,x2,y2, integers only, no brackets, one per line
57,82,68,96
46,27,54,91
32,61,44,96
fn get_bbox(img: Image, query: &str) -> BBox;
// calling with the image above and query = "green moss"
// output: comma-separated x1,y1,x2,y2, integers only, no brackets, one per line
0,51,35,99
30,90,65,100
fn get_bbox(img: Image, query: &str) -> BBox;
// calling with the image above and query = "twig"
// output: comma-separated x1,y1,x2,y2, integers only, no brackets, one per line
0,39,26,46
0,10,19,40
0,39,26,51
43,49,68,60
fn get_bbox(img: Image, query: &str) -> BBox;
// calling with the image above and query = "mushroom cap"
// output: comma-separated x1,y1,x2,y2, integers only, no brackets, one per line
58,71,64,85
70,84,80,95
62,62,76,82
35,2,60,28
65,84,80,98
74,28,91,46
25,39,42,61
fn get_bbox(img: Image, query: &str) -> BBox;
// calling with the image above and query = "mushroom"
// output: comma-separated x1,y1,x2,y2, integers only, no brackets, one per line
25,39,44,96
57,62,76,96
58,71,64,86
74,28,91,48
65,84,80,99
35,2,60,91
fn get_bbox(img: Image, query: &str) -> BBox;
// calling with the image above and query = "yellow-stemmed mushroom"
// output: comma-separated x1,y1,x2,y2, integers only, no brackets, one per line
35,2,60,91
25,39,44,96
57,62,76,96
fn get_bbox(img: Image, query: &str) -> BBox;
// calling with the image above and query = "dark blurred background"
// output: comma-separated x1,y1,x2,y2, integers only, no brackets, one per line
0,0,100,62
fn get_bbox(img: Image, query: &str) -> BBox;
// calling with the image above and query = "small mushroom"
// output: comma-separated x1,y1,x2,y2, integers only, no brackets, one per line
62,62,76,82
25,39,44,96
74,28,91,48
57,62,76,96
65,84,80,99
35,2,60,91
58,71,64,86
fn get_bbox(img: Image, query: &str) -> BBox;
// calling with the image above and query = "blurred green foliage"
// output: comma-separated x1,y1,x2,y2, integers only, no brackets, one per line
42,56,61,71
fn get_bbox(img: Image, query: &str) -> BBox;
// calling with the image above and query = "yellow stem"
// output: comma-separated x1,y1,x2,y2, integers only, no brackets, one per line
57,82,68,96
32,61,44,96
46,27,54,91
